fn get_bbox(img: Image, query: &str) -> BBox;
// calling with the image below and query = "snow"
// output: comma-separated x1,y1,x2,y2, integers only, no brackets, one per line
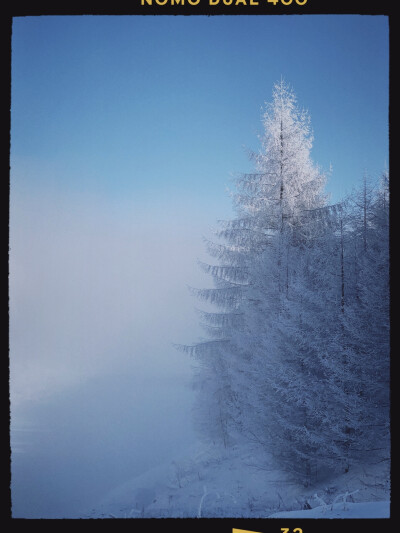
269,501,390,519
84,439,390,519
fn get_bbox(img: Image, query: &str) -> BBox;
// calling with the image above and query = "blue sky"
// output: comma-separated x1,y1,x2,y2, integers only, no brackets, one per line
11,15,388,211
9,15,389,517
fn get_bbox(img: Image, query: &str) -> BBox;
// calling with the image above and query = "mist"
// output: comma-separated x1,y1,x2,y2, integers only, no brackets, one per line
9,186,218,518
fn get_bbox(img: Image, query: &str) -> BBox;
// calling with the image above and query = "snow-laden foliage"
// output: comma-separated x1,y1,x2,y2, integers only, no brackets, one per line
86,439,390,518
181,81,390,485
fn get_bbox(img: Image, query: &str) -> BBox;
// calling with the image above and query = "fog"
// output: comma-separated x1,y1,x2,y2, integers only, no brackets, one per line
9,187,220,518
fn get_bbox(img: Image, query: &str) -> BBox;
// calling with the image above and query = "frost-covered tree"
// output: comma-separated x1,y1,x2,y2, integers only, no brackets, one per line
181,81,390,485
265,173,390,478
256,204,348,481
272,173,390,478
182,81,327,459
318,173,390,472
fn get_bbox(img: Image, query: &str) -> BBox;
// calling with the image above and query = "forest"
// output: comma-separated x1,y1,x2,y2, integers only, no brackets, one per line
182,80,390,488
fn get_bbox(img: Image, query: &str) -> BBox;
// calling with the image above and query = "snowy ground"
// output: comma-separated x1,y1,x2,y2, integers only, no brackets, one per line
269,500,389,518
85,439,390,519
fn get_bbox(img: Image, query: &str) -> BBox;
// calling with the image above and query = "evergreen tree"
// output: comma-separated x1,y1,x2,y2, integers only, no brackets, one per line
182,80,327,460
319,173,390,471
180,81,390,485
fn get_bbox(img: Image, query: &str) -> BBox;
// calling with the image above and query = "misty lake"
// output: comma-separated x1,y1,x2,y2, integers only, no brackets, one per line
11,371,196,518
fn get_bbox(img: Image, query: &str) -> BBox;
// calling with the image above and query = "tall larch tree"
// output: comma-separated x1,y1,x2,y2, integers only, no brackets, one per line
181,81,328,474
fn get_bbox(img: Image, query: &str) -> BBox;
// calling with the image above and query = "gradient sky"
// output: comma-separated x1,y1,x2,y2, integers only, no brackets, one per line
11,15,388,206
9,14,389,518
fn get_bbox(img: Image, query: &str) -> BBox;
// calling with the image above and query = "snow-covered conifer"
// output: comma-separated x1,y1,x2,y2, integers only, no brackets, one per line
180,81,390,486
